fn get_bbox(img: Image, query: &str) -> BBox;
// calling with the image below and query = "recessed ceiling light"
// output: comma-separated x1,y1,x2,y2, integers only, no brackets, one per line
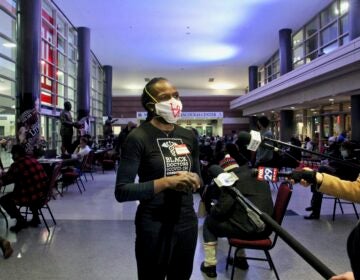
271,111,275,113
290,106,295,110
329,98,334,102
310,108,315,111
208,78,214,82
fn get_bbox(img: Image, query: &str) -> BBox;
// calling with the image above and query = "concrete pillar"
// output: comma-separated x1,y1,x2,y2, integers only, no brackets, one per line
279,28,293,75
349,0,360,40
76,27,91,120
248,66,258,91
280,110,294,142
103,65,113,117
16,0,41,154
351,94,360,141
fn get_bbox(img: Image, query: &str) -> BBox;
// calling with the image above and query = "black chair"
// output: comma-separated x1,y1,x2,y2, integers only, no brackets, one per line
19,162,62,232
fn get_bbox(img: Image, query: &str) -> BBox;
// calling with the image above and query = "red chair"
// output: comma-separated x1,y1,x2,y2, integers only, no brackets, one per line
226,182,293,280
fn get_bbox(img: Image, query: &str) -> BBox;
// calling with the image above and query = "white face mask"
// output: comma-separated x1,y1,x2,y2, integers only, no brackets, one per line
155,98,183,124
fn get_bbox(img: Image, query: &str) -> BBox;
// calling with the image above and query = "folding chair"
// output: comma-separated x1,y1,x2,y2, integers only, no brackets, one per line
226,182,293,280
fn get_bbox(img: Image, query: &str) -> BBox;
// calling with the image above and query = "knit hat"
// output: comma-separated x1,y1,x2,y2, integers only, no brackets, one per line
219,155,239,172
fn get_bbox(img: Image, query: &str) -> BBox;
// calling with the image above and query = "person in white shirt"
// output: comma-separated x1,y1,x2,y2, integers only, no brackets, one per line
72,137,91,162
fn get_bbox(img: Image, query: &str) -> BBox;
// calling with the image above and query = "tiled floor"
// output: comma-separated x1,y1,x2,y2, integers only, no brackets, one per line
0,168,358,279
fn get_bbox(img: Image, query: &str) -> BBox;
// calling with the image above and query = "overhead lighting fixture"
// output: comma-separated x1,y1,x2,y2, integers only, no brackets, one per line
271,111,275,113
2,42,16,48
209,82,236,90
290,106,295,110
208,78,214,82
310,108,315,111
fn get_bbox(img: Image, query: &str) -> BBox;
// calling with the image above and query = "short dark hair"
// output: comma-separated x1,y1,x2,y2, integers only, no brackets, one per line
80,137,88,144
11,144,26,157
141,77,167,121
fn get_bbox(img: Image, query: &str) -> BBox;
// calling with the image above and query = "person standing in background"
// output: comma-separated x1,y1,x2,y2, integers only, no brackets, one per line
60,101,75,154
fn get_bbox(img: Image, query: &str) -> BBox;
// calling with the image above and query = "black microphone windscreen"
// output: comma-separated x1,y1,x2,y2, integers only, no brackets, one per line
237,131,251,147
208,165,225,178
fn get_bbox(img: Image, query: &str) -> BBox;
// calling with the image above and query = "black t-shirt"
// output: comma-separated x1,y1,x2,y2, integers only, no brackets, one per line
115,121,201,231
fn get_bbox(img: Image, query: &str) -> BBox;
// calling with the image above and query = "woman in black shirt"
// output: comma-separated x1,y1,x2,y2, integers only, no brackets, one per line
115,77,202,280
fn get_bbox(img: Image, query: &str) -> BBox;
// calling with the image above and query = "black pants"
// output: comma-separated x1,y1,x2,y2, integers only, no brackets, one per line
62,135,73,154
135,224,198,280
0,193,39,220
310,165,336,215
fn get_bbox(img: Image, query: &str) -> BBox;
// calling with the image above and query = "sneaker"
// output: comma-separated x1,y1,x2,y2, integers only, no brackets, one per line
9,220,28,233
228,256,249,270
1,240,13,259
200,261,217,278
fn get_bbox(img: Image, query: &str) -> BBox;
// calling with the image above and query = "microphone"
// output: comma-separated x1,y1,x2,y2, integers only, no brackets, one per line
251,166,317,184
238,130,279,152
208,165,239,187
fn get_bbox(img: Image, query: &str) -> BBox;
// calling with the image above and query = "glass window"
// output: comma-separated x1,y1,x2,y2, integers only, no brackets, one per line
321,2,338,27
56,69,64,83
56,15,66,35
0,78,15,97
67,88,75,101
0,10,16,40
0,57,15,80
340,0,349,15
57,83,64,98
293,30,304,47
322,41,338,54
340,14,349,34
68,76,75,89
57,52,65,70
321,22,338,46
305,19,317,39
69,45,76,60
294,59,305,69
306,36,318,55
340,34,349,45
57,35,65,53
0,37,16,60
0,0,16,15
293,45,304,63
68,28,77,45
42,0,54,24
68,61,76,76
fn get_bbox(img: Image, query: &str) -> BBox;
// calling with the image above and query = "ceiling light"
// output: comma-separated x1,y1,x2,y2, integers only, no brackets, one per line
329,98,334,102
188,44,238,62
2,42,16,48
209,82,236,90
290,106,295,110
310,108,315,111
271,111,275,113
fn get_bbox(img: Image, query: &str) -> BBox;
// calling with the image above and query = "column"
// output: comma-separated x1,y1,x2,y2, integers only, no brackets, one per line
339,103,345,133
248,66,258,92
280,110,294,142
351,95,360,141
319,108,325,151
76,27,91,120
16,0,41,154
302,109,308,141
103,65,113,117
349,0,360,40
16,0,41,113
279,29,293,75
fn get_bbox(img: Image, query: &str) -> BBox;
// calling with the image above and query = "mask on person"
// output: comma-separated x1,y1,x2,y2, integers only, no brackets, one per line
145,86,182,124
341,149,348,158
154,98,183,124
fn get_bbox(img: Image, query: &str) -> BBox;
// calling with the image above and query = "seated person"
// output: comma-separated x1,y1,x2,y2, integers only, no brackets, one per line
0,145,48,233
200,154,274,278
72,137,91,162
305,141,360,219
